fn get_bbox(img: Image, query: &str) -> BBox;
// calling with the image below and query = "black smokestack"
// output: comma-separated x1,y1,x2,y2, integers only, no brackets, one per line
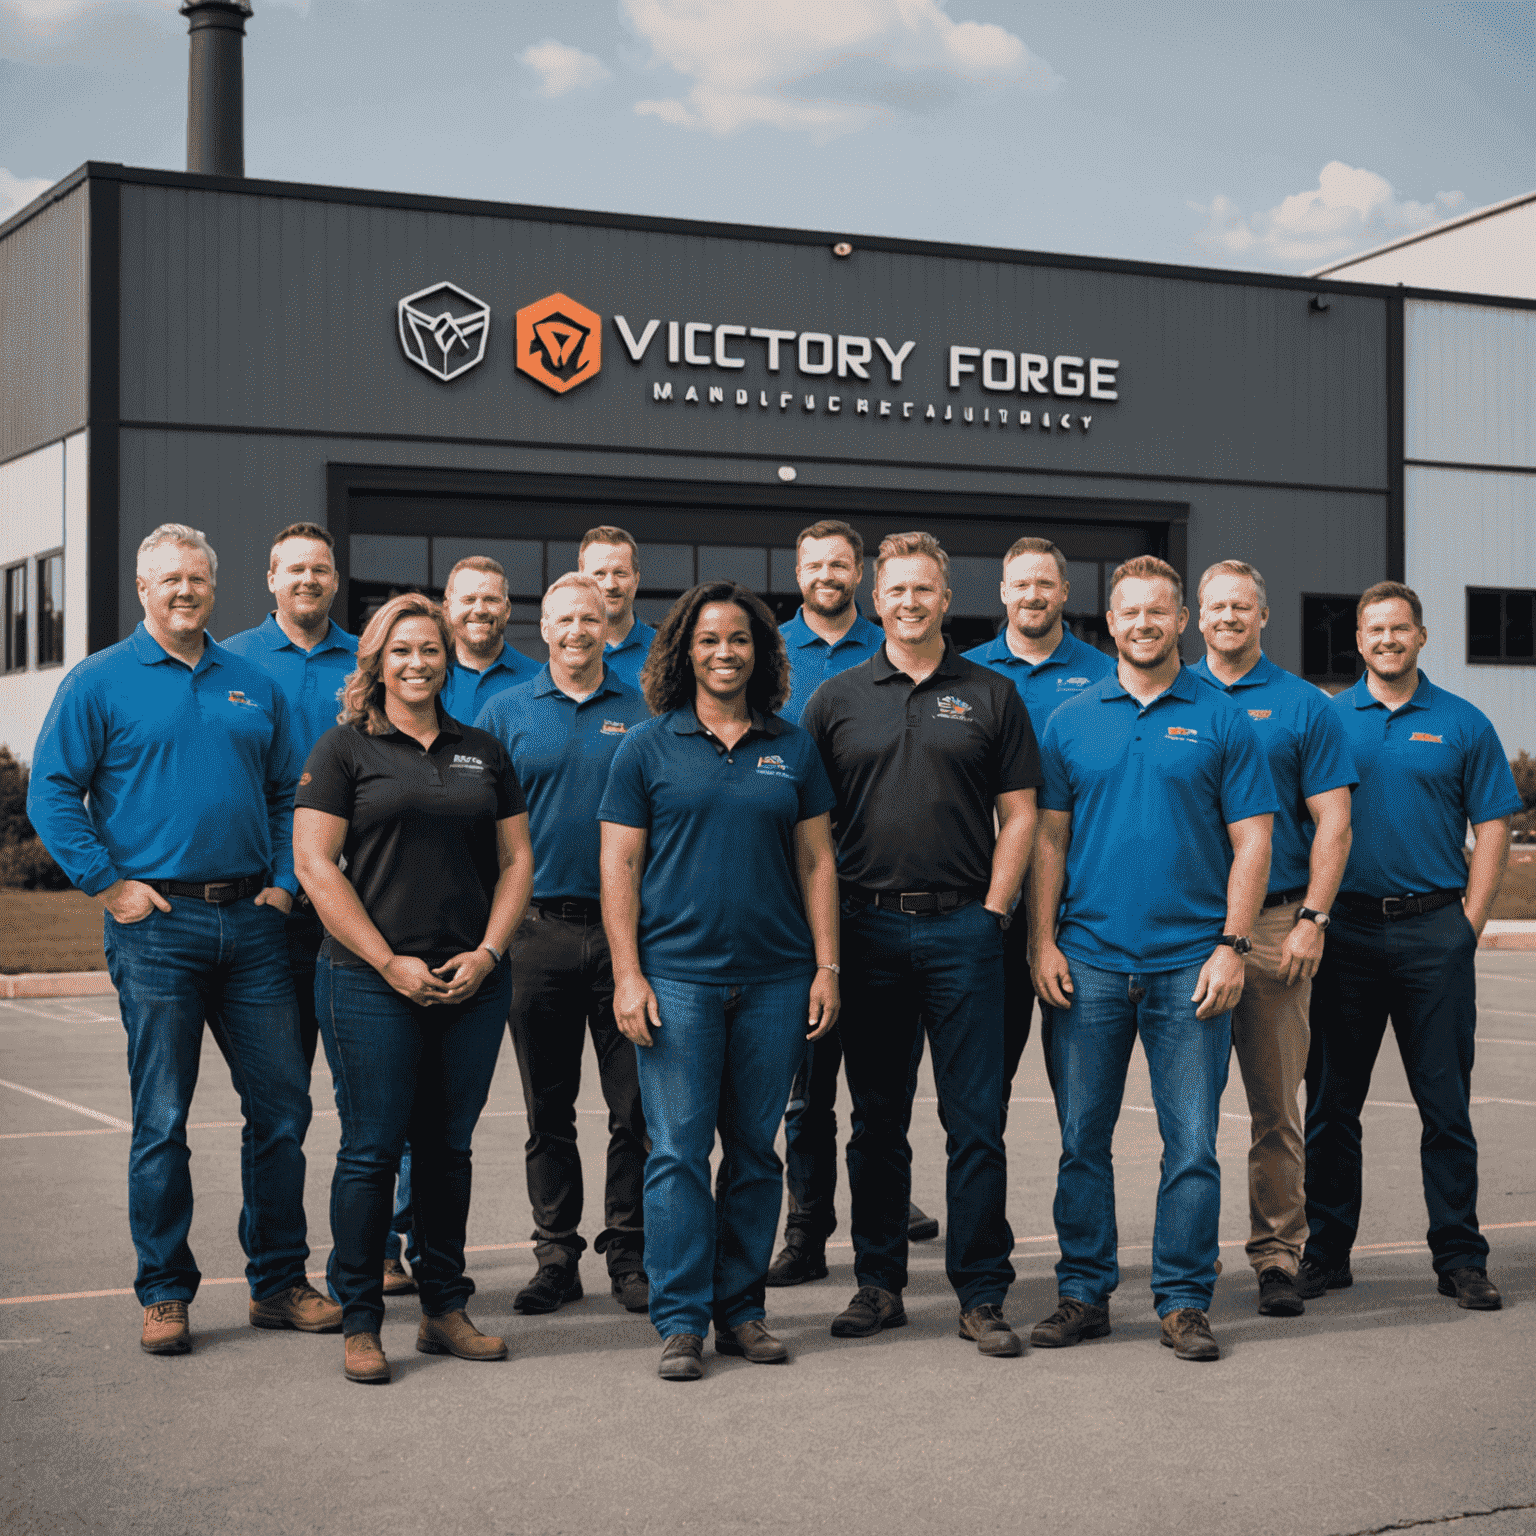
183,0,252,177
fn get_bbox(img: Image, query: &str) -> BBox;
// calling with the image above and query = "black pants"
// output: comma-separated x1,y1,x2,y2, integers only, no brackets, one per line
285,903,325,1070
1303,901,1489,1275
506,908,647,1276
1000,902,1053,1123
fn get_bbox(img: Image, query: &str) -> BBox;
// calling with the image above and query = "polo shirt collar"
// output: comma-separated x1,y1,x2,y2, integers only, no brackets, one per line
784,606,877,650
1100,662,1197,706
532,662,628,702
669,706,787,741
131,621,224,672
379,700,464,743
871,639,964,684
607,619,654,655
256,612,356,655
1190,651,1278,691
1349,669,1434,712
455,647,518,680
981,628,1079,669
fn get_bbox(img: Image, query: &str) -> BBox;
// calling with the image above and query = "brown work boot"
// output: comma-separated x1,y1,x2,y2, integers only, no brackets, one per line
343,1331,391,1384
416,1310,507,1361
382,1257,417,1296
141,1300,191,1355
249,1281,344,1333
1160,1308,1221,1361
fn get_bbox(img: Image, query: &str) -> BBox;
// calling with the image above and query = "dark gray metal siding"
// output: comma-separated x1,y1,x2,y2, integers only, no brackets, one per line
0,186,88,464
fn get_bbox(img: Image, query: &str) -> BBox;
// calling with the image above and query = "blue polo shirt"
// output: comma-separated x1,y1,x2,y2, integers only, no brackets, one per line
28,623,304,897
963,627,1116,743
1332,671,1522,898
476,665,653,902
598,708,836,983
602,619,657,694
1039,665,1278,972
441,645,540,724
1191,653,1358,895
780,607,885,724
220,612,358,754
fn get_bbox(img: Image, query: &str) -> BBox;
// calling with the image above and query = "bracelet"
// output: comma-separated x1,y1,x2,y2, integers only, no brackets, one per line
817,963,840,976
481,943,503,965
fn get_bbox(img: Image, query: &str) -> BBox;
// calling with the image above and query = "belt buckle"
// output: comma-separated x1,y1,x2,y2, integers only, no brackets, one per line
203,881,236,904
1381,896,1405,918
898,891,926,915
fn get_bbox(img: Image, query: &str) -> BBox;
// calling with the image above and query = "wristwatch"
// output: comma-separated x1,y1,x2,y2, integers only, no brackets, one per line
1296,906,1331,930
1215,934,1253,955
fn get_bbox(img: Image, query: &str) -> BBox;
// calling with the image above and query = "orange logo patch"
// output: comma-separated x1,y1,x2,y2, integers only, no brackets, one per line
1247,709,1272,720
1167,726,1197,737
299,772,312,787
516,292,601,394
1410,732,1444,743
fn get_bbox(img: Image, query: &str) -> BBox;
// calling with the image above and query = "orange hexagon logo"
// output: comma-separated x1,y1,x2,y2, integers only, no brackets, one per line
515,292,602,394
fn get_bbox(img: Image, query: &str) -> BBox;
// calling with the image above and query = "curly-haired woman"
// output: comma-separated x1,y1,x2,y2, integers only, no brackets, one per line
598,580,842,1380
293,593,533,1383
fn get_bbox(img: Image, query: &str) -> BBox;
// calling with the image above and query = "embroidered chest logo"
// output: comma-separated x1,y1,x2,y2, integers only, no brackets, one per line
1060,675,1091,689
226,689,259,708
756,754,793,779
936,694,973,720
451,754,486,771
1409,732,1444,744
1166,725,1198,741
600,720,627,735
1247,709,1272,720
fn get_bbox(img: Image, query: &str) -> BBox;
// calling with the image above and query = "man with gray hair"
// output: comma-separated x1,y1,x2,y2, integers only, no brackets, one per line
29,523,341,1356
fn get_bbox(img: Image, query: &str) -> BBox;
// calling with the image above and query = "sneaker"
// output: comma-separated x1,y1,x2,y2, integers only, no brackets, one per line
512,1262,583,1315
343,1331,390,1384
957,1303,1024,1357
1160,1308,1220,1362
611,1272,650,1313
416,1309,507,1360
765,1237,829,1288
1295,1257,1353,1300
1437,1267,1502,1311
907,1203,940,1242
141,1300,191,1355
830,1285,907,1338
1257,1267,1305,1317
382,1257,417,1296
714,1318,789,1363
658,1333,705,1381
1029,1296,1112,1349
249,1281,343,1333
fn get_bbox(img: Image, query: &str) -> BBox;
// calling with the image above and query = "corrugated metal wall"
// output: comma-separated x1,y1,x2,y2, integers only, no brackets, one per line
1407,301,1536,468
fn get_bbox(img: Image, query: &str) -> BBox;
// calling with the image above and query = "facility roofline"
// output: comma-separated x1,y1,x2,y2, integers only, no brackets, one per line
1309,187,1536,276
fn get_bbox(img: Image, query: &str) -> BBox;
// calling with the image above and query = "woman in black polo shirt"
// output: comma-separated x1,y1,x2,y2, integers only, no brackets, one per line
598,581,841,1381
294,592,533,1384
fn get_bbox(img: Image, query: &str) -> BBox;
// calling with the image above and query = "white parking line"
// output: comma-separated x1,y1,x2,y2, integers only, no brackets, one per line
0,1077,130,1130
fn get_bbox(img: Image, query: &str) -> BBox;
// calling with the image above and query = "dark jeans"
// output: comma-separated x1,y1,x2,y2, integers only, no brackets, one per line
1304,901,1489,1275
1001,902,1054,1118
839,897,1014,1310
507,908,647,1275
101,896,312,1305
317,947,511,1334
284,902,325,1070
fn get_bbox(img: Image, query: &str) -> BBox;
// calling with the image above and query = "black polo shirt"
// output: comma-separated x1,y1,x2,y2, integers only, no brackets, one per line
296,708,526,964
799,641,1041,894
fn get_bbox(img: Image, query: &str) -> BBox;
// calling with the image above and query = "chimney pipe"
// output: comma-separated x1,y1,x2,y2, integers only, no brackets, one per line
183,0,252,177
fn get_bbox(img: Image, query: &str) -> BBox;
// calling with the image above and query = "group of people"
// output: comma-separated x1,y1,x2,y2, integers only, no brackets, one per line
28,509,1520,1384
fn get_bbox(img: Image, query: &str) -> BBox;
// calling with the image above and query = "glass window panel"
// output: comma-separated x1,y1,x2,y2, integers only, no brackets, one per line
1467,590,1502,659
769,548,800,595
634,596,680,627
38,552,64,665
1063,561,1099,613
546,542,581,583
4,564,25,673
431,538,543,596
637,543,695,593
946,555,1001,617
1303,595,1360,679
698,545,767,591
349,534,428,587
1505,592,1534,659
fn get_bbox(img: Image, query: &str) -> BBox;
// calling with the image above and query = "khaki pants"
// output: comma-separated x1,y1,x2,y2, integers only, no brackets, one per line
1231,902,1311,1275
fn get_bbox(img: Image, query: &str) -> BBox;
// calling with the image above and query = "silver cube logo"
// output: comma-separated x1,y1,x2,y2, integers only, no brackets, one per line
397,280,490,382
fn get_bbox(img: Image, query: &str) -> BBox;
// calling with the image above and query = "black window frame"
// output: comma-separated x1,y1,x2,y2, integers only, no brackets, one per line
1301,592,1363,685
3,561,27,675
1466,586,1535,668
36,548,64,668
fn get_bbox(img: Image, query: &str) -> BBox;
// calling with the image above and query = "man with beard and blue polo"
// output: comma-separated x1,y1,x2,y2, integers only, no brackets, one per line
439,555,539,722
476,573,654,1319
963,536,1114,1115
1301,581,1521,1313
1190,559,1356,1319
1029,555,1276,1363
579,526,656,693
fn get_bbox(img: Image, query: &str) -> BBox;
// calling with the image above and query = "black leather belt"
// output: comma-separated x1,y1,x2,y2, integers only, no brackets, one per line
145,875,265,905
841,886,981,915
1335,888,1464,921
535,898,602,921
1262,886,1309,910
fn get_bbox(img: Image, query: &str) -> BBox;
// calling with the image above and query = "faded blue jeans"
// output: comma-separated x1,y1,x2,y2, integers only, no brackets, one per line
101,896,312,1306
1047,957,1231,1317
637,973,812,1340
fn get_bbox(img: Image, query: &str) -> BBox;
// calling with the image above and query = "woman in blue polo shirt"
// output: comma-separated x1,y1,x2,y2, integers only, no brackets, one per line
599,580,841,1381
293,593,534,1384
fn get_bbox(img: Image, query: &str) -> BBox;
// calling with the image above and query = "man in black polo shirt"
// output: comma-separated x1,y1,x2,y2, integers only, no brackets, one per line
801,531,1041,1357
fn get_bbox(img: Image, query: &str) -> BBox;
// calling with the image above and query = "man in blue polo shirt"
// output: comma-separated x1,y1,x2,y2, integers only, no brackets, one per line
964,536,1114,1114
439,555,539,721
477,574,654,1319
579,526,656,692
1191,559,1356,1318
29,524,340,1357
1029,555,1275,1362
766,519,890,1288
1302,581,1521,1313
222,522,357,1069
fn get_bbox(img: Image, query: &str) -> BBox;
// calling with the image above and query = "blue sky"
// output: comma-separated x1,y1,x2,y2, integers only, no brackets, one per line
2,0,1532,272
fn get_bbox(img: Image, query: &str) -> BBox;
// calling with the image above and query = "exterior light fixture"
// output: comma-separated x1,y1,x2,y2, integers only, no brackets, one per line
832,242,854,258
1309,294,1331,313
777,466,798,482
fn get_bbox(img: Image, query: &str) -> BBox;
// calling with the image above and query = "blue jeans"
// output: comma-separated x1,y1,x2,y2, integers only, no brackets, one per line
1048,958,1231,1316
637,973,811,1340
839,898,1014,1310
101,896,312,1306
317,948,510,1334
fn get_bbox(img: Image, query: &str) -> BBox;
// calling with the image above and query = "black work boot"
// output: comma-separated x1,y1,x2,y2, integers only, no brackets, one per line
765,1231,829,1288
513,1257,583,1314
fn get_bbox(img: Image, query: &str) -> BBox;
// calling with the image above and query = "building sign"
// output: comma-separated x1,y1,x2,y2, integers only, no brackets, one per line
516,292,602,394
397,281,490,382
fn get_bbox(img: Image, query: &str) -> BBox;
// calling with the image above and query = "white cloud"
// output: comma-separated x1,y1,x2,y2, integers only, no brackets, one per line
0,168,56,222
1192,161,1465,267
519,38,612,97
623,0,1058,140
1,0,173,29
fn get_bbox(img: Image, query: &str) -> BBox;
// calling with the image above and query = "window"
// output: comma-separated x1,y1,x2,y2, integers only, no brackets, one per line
3,562,25,674
1467,587,1535,666
1302,594,1362,683
37,550,64,667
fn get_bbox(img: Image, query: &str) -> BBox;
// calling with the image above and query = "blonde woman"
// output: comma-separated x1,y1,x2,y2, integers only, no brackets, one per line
294,593,533,1384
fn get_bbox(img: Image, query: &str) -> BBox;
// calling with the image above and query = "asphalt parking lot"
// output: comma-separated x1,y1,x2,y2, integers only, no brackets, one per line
2,953,1533,1536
